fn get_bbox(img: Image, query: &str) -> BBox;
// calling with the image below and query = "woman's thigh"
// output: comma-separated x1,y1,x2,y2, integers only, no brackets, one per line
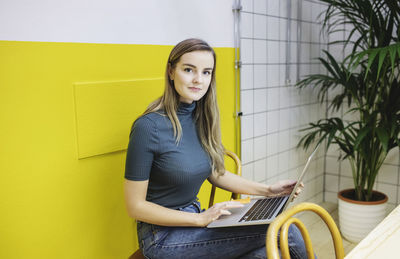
138,221,268,259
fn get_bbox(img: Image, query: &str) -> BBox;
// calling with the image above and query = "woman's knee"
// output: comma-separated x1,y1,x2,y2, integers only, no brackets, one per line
287,225,308,259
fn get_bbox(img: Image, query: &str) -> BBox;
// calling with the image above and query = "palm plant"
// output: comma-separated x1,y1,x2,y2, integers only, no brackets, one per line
296,0,400,201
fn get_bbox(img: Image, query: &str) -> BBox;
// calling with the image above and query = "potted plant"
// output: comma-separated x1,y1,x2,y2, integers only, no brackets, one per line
296,0,400,242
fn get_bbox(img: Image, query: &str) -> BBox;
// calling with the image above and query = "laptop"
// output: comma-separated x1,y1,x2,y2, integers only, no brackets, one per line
207,144,320,228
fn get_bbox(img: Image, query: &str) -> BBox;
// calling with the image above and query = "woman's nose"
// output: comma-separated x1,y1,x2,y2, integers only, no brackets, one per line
193,72,203,83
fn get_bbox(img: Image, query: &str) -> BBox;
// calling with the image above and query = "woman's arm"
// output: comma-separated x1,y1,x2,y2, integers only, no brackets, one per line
208,170,302,197
124,179,242,227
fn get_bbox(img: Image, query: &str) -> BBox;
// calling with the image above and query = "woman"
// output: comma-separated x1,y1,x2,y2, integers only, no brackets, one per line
124,38,308,258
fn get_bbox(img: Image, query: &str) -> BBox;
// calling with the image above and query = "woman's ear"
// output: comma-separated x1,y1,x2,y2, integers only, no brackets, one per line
168,63,174,80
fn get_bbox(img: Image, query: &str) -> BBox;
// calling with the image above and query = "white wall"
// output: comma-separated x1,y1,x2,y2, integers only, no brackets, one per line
0,0,234,47
239,0,327,204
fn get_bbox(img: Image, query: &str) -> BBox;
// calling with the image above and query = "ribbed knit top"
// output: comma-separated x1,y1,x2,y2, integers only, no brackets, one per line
125,102,212,209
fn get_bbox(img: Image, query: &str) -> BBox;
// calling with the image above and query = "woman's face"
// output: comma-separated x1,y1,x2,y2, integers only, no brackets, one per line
169,50,214,104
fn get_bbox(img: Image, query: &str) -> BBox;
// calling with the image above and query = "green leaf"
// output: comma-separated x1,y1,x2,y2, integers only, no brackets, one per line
325,51,343,77
365,49,379,79
376,127,389,153
319,52,338,78
349,50,368,72
376,47,388,80
388,44,397,73
353,126,370,150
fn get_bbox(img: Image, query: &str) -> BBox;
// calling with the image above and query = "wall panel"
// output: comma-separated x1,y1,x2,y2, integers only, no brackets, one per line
74,78,163,158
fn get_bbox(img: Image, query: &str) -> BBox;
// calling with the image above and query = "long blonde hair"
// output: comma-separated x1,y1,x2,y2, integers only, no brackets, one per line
142,38,225,176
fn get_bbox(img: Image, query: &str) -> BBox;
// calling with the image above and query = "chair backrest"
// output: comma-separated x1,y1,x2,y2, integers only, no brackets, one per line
208,150,242,208
266,202,344,259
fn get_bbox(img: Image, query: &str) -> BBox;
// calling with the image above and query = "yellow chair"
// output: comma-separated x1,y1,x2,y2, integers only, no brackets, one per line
129,150,241,258
266,202,344,259
208,149,242,207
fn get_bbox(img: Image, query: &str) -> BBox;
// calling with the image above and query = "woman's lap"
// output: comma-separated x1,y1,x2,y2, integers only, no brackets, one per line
139,221,267,258
137,201,307,259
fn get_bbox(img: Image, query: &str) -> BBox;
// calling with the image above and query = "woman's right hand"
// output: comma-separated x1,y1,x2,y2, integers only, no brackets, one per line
197,201,244,227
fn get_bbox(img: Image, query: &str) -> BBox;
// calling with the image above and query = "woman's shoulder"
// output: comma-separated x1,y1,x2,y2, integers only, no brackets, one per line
133,111,166,130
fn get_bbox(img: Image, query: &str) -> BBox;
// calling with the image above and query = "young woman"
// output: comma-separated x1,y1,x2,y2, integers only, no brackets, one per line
124,38,308,258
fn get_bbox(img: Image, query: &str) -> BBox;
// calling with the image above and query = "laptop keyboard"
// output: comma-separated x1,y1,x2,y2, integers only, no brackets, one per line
239,196,286,222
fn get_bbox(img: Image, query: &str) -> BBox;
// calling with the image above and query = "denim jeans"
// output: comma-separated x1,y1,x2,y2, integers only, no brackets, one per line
137,200,309,259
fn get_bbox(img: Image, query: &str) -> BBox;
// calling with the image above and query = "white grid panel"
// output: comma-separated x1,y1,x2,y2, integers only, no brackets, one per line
239,0,327,204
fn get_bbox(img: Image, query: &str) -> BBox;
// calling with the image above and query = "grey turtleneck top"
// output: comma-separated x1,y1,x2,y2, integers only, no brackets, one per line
125,102,212,209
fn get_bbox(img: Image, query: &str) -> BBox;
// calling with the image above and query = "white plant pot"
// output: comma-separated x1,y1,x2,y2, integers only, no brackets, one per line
338,189,388,243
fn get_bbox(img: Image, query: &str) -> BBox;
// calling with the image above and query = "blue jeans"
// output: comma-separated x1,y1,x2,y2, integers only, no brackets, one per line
137,200,309,259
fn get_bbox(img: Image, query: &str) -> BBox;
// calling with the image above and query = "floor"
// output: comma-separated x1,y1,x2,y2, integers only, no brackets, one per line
295,202,358,258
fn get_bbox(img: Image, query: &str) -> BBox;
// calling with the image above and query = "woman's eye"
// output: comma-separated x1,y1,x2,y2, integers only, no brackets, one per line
204,70,211,75
184,68,193,73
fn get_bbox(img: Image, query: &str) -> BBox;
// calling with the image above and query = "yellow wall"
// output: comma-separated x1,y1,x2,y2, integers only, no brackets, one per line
0,41,236,259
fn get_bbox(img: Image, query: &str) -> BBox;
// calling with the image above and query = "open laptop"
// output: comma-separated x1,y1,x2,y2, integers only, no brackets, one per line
207,144,320,228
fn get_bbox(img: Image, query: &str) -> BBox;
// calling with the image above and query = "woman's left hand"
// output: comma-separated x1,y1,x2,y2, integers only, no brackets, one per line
268,179,304,198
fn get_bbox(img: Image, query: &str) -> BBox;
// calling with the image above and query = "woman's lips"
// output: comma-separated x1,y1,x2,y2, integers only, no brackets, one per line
189,87,201,92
